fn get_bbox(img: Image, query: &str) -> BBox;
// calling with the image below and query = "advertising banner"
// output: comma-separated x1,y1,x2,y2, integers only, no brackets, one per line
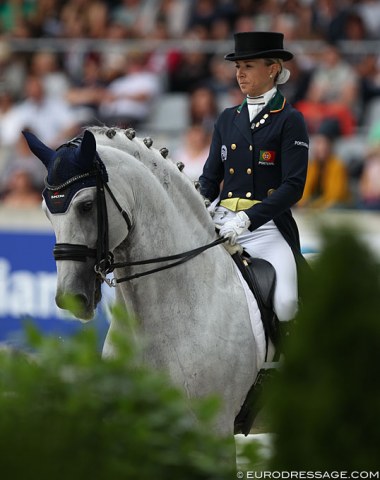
0,230,109,347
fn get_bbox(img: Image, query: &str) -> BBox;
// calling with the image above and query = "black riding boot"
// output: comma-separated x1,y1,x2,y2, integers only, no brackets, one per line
275,320,294,357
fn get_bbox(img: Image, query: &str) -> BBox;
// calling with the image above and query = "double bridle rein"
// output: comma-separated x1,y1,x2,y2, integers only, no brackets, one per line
50,150,225,288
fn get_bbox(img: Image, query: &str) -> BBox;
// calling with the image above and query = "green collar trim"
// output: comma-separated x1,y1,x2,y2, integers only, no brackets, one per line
237,98,247,114
237,90,286,114
268,90,286,112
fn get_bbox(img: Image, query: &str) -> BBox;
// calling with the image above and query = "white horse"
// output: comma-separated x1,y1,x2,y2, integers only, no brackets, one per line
23,126,269,438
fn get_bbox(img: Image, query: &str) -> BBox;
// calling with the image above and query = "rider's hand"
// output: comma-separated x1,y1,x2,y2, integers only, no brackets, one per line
219,211,251,245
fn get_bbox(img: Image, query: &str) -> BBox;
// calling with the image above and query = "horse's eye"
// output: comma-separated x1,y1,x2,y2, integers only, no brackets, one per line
80,201,93,213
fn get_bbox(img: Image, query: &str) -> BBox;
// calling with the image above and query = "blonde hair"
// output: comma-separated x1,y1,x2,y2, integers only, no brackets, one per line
264,58,284,83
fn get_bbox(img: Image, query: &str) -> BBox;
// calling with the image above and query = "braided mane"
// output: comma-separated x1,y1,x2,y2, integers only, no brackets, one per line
86,126,209,219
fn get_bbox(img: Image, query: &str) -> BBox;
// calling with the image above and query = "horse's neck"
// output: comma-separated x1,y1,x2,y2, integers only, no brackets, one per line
129,172,214,260
97,139,215,261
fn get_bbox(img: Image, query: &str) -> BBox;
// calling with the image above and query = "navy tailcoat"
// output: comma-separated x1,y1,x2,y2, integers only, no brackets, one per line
199,90,309,262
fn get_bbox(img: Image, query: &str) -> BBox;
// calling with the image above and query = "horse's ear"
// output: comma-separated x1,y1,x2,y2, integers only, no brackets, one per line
22,130,55,169
79,130,97,170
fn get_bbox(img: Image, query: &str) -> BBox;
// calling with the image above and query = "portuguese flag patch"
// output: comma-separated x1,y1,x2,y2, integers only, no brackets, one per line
259,150,276,165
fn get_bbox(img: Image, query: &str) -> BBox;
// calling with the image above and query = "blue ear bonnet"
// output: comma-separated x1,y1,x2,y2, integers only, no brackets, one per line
22,130,108,214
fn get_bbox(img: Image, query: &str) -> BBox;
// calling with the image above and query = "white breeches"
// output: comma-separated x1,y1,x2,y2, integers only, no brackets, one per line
214,207,298,321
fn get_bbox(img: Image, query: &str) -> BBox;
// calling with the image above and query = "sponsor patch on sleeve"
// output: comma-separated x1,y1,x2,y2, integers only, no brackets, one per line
294,140,309,148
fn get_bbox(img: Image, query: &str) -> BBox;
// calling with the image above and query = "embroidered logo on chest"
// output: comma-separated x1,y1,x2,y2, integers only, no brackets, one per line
259,150,276,166
221,145,227,162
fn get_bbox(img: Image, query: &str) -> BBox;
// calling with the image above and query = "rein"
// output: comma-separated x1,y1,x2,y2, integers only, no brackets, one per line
99,237,227,287
52,149,226,287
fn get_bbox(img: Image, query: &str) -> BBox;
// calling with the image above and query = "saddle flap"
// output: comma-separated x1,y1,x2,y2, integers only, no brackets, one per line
246,257,276,309
232,252,278,351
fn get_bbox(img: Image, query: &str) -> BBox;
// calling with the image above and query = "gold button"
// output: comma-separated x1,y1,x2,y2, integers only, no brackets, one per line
247,168,252,175
246,192,252,198
231,143,236,150
228,191,233,198
264,113,269,119
249,145,253,151
229,168,234,174
267,188,276,196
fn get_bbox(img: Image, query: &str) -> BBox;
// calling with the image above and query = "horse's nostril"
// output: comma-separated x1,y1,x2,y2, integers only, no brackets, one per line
73,294,89,309
56,293,88,311
55,293,65,309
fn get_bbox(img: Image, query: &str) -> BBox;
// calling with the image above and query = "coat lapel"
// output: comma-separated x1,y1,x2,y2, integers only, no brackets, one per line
234,99,252,144
234,91,287,139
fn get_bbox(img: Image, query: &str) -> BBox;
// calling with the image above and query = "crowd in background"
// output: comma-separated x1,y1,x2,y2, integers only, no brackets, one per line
2,0,380,210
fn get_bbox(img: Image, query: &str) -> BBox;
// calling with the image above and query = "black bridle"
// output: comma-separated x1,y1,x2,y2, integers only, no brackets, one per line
51,154,226,288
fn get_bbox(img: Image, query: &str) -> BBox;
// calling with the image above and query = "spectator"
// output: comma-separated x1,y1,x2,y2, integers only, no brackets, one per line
342,9,369,42
311,0,346,43
100,20,131,84
277,1,313,40
0,40,26,99
296,42,359,136
202,55,236,95
0,135,43,207
144,19,182,85
356,120,380,210
0,86,16,175
0,73,81,149
168,29,211,92
298,119,351,209
187,0,219,30
85,0,109,39
357,145,380,210
277,57,313,105
0,1,36,33
356,0,380,40
355,54,380,124
156,0,191,39
328,8,370,65
29,50,70,99
65,52,107,122
0,169,41,208
188,85,219,129
233,13,255,33
99,51,162,128
59,2,88,82
110,0,154,38
210,17,232,41
173,123,212,181
27,0,62,37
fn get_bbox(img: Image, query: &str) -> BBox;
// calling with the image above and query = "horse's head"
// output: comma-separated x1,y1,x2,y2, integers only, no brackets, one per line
23,129,129,320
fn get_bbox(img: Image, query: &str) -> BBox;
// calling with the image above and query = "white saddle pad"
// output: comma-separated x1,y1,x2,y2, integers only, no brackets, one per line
234,264,267,369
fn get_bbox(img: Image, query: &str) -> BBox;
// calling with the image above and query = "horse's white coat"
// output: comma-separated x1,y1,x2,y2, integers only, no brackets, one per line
45,127,267,436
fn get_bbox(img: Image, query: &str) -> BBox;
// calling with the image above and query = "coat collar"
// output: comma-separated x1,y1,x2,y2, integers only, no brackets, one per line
236,90,286,114
234,90,287,143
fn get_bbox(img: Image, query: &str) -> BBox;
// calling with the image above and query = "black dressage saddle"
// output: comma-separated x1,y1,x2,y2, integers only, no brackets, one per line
232,251,278,348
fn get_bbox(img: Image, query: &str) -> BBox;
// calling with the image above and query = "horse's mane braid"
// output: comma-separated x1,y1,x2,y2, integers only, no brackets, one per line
84,125,212,227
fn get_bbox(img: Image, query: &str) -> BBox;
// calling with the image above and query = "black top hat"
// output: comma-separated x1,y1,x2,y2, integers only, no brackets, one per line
225,31,293,62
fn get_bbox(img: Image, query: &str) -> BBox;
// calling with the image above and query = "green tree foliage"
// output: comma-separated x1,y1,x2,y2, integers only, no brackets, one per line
0,307,237,480
267,228,380,471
